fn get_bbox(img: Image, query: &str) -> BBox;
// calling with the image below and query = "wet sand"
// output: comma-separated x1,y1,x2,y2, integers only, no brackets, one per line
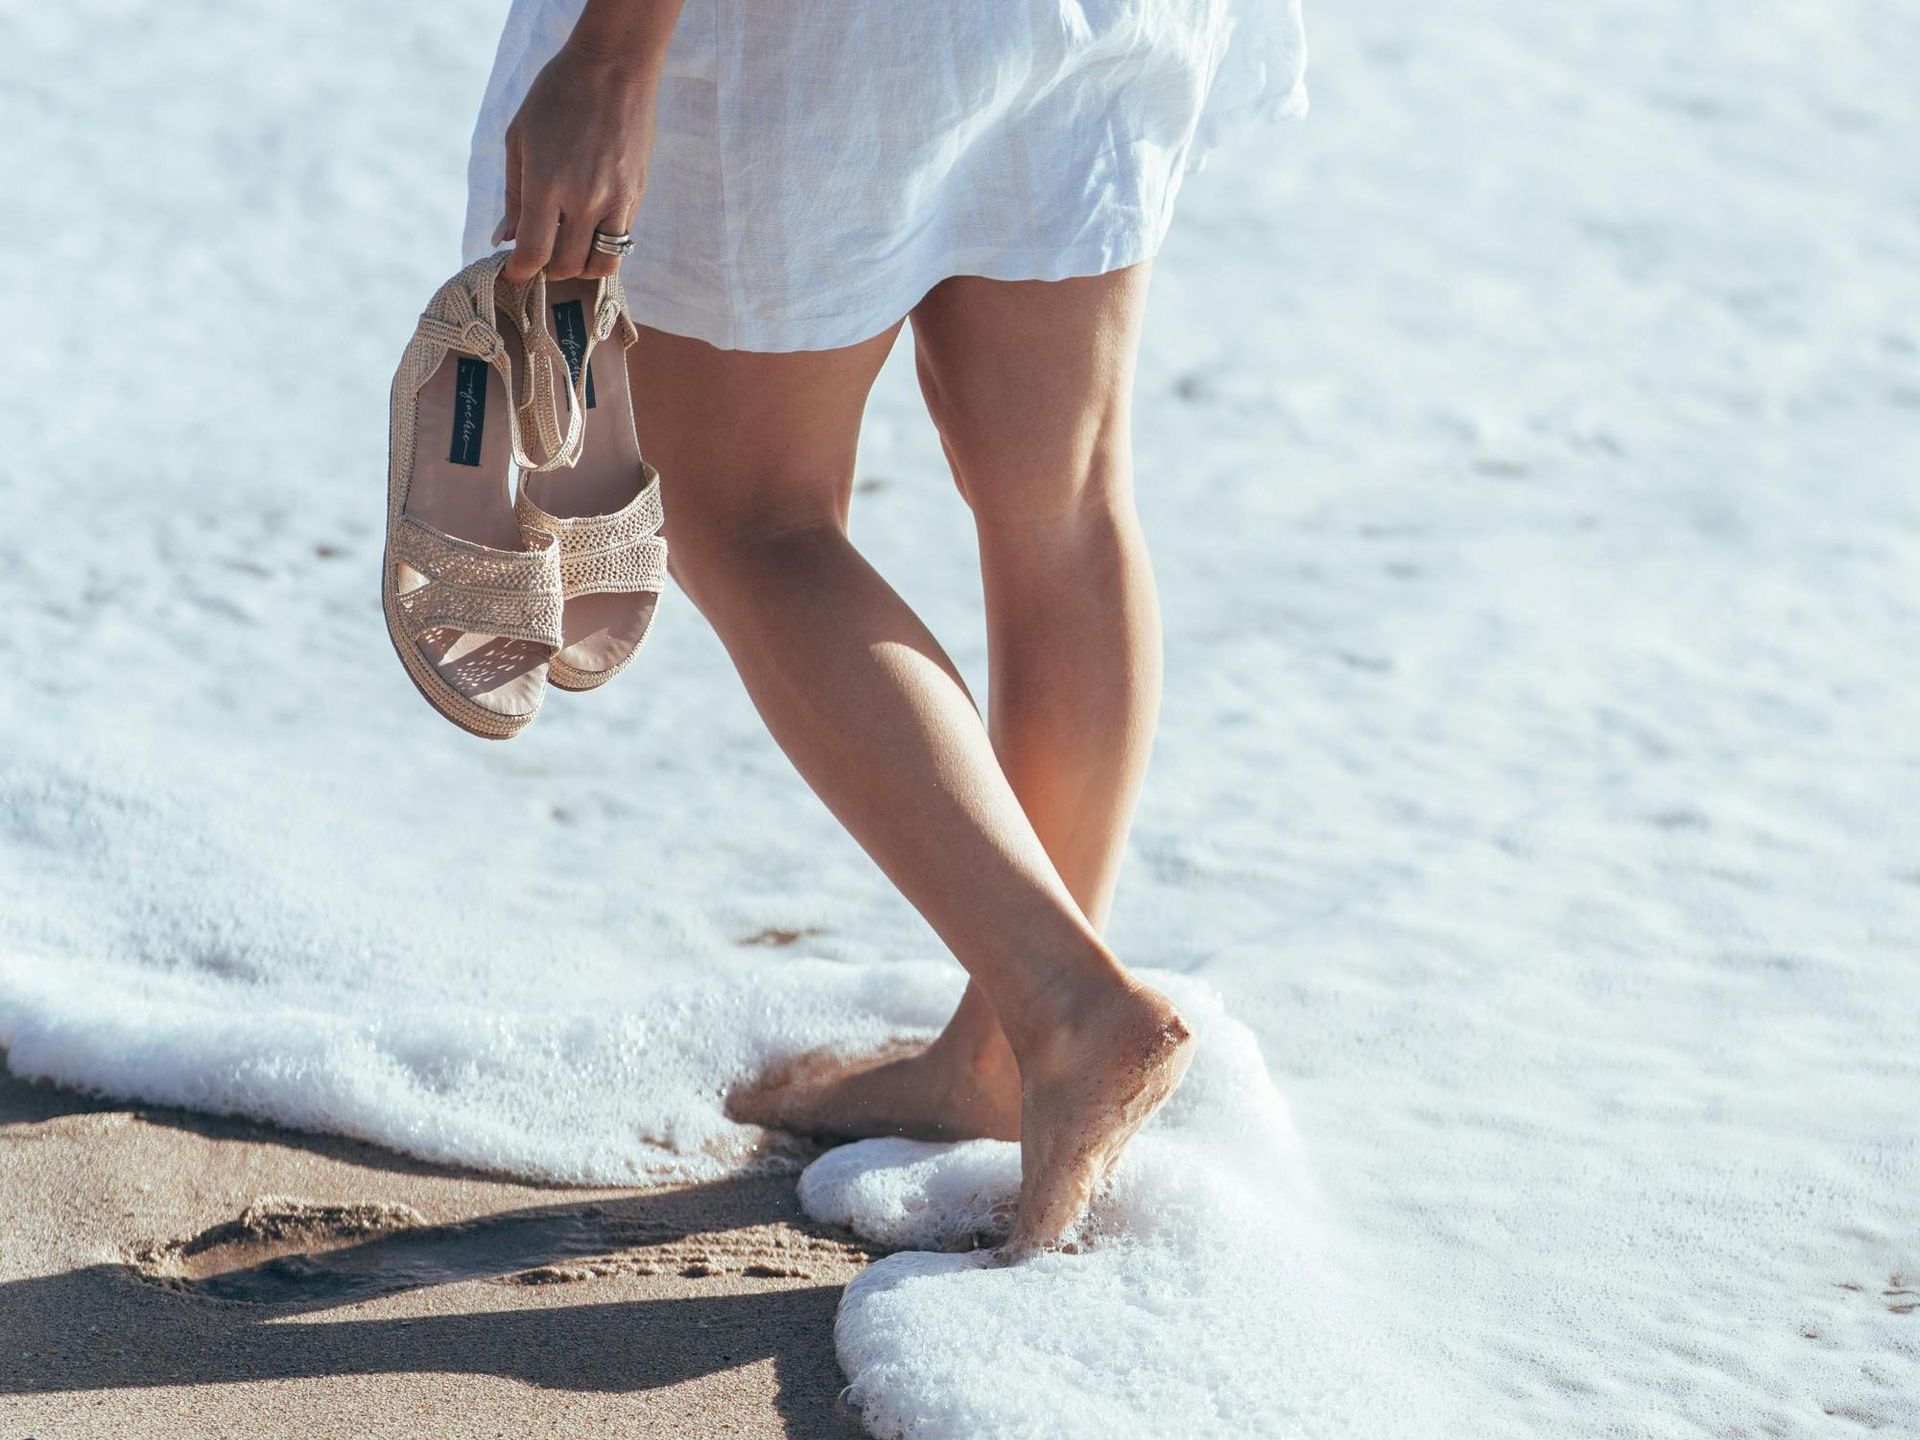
0,1068,871,1438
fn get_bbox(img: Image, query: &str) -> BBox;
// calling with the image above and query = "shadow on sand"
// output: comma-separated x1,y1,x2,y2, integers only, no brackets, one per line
0,1072,872,1437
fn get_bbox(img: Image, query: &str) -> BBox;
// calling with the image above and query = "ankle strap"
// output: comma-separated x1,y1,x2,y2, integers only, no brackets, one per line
501,272,641,473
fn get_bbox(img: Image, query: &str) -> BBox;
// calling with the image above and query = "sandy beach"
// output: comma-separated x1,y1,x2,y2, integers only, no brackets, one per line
0,1068,868,1438
4,1,1916,1434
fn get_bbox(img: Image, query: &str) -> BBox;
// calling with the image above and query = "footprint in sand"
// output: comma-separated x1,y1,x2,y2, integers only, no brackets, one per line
127,1193,877,1305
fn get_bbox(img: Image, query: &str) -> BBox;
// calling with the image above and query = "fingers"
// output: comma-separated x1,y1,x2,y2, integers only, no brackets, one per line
497,128,523,246
502,119,561,282
580,200,637,280
579,246,620,281
504,192,560,283
499,126,637,283
548,207,598,282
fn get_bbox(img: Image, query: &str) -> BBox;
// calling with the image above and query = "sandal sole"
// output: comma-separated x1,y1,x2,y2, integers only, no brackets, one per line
543,599,662,694
382,560,543,742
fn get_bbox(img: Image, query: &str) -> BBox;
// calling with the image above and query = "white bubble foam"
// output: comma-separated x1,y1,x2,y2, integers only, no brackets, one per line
801,977,1451,1440
0,954,959,1183
1,946,1450,1436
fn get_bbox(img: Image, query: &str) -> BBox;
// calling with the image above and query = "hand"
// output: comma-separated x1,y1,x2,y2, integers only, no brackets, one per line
498,39,661,283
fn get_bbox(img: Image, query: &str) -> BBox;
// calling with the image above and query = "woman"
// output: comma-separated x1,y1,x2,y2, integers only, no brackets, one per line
467,0,1306,1257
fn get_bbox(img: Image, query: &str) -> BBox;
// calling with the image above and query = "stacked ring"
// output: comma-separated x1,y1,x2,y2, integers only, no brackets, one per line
591,229,636,257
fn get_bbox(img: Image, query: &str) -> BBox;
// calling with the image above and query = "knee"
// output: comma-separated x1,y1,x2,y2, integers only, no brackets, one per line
661,514,770,619
949,432,1136,541
662,487,844,618
915,352,1132,533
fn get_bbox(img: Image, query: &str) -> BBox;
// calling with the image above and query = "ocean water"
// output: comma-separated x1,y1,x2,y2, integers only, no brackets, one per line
3,1,1917,1436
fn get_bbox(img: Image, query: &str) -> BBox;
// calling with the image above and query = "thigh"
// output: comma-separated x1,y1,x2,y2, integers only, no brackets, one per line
908,265,1153,518
625,322,903,547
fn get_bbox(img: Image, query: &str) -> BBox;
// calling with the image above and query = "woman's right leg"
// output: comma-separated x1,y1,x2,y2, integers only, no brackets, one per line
892,265,1166,1122
781,264,1167,1139
627,321,1190,1254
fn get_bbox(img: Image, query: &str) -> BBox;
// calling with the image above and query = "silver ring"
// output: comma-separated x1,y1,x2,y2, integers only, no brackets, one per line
591,229,635,257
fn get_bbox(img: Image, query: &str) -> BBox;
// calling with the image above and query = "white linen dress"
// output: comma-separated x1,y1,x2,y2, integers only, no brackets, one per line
463,0,1307,353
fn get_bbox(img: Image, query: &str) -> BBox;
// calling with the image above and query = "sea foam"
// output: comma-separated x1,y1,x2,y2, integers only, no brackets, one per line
802,977,1444,1440
1,951,1438,1437
0,954,958,1183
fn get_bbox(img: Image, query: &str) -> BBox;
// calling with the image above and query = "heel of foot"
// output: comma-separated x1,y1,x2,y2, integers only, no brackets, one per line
1127,989,1194,1074
1151,1005,1193,1061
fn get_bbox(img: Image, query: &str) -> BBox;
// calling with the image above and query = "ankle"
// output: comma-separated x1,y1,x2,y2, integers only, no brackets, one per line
959,1025,1019,1081
997,952,1135,1068
925,1015,1017,1081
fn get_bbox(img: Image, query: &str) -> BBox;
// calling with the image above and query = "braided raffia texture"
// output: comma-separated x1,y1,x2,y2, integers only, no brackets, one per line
594,269,642,349
504,269,643,471
386,256,581,482
386,253,566,646
517,463,668,601
389,517,564,648
500,272,581,471
393,256,516,492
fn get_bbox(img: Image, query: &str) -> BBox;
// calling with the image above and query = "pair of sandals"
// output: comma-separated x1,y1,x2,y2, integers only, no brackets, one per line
383,253,666,739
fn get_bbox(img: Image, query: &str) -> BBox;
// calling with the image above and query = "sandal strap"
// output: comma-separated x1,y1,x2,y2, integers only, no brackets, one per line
400,256,578,476
389,516,564,648
592,271,642,348
495,271,591,474
505,272,643,473
515,462,667,600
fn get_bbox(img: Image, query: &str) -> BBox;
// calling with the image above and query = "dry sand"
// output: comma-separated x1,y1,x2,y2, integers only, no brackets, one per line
0,1068,873,1439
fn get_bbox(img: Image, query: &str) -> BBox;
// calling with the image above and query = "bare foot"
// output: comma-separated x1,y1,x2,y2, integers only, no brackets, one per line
1001,983,1194,1260
728,1034,1023,1142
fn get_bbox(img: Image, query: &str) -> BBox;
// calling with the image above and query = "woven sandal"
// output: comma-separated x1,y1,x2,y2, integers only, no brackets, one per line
383,254,573,740
511,273,667,693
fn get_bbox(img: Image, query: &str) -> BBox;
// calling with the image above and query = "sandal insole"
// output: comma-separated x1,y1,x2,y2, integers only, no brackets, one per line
405,337,549,715
523,279,660,676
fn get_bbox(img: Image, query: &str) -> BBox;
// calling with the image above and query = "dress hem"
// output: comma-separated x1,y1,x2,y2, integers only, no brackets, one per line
610,227,1173,354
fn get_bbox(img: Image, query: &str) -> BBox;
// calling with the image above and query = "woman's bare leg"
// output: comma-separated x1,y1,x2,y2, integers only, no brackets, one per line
921,267,1161,923
629,293,1189,1253
749,266,1164,1140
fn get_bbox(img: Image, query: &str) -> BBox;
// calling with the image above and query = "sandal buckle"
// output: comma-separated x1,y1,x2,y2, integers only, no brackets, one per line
415,312,504,363
460,318,503,361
